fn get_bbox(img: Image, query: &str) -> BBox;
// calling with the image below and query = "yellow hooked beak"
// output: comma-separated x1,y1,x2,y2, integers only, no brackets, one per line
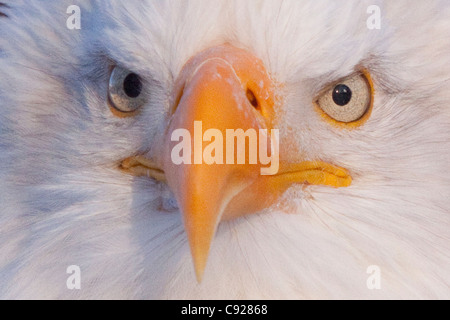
121,45,352,281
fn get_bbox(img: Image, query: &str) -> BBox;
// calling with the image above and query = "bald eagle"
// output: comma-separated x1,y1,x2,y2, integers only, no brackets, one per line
0,0,449,299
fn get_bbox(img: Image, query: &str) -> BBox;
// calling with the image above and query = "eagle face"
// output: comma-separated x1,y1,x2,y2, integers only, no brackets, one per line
0,0,449,299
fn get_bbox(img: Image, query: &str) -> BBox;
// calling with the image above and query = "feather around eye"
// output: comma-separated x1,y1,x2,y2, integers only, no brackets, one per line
315,71,374,128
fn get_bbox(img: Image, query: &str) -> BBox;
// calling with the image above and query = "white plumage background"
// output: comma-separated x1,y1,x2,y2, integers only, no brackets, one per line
0,0,449,299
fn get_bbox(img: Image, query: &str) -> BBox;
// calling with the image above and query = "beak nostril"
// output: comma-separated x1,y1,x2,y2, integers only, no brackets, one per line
246,88,259,109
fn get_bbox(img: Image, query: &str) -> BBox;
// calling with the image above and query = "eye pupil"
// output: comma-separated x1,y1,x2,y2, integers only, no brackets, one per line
332,84,352,106
123,73,142,98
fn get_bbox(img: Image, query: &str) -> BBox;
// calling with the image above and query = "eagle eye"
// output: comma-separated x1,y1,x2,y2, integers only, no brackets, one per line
316,72,373,125
108,66,146,116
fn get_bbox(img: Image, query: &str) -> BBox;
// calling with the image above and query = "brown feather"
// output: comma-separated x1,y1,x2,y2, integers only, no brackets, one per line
0,2,9,18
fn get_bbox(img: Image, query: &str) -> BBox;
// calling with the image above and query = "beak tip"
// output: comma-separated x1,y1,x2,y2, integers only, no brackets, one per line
195,267,205,283
187,227,217,283
192,249,209,283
